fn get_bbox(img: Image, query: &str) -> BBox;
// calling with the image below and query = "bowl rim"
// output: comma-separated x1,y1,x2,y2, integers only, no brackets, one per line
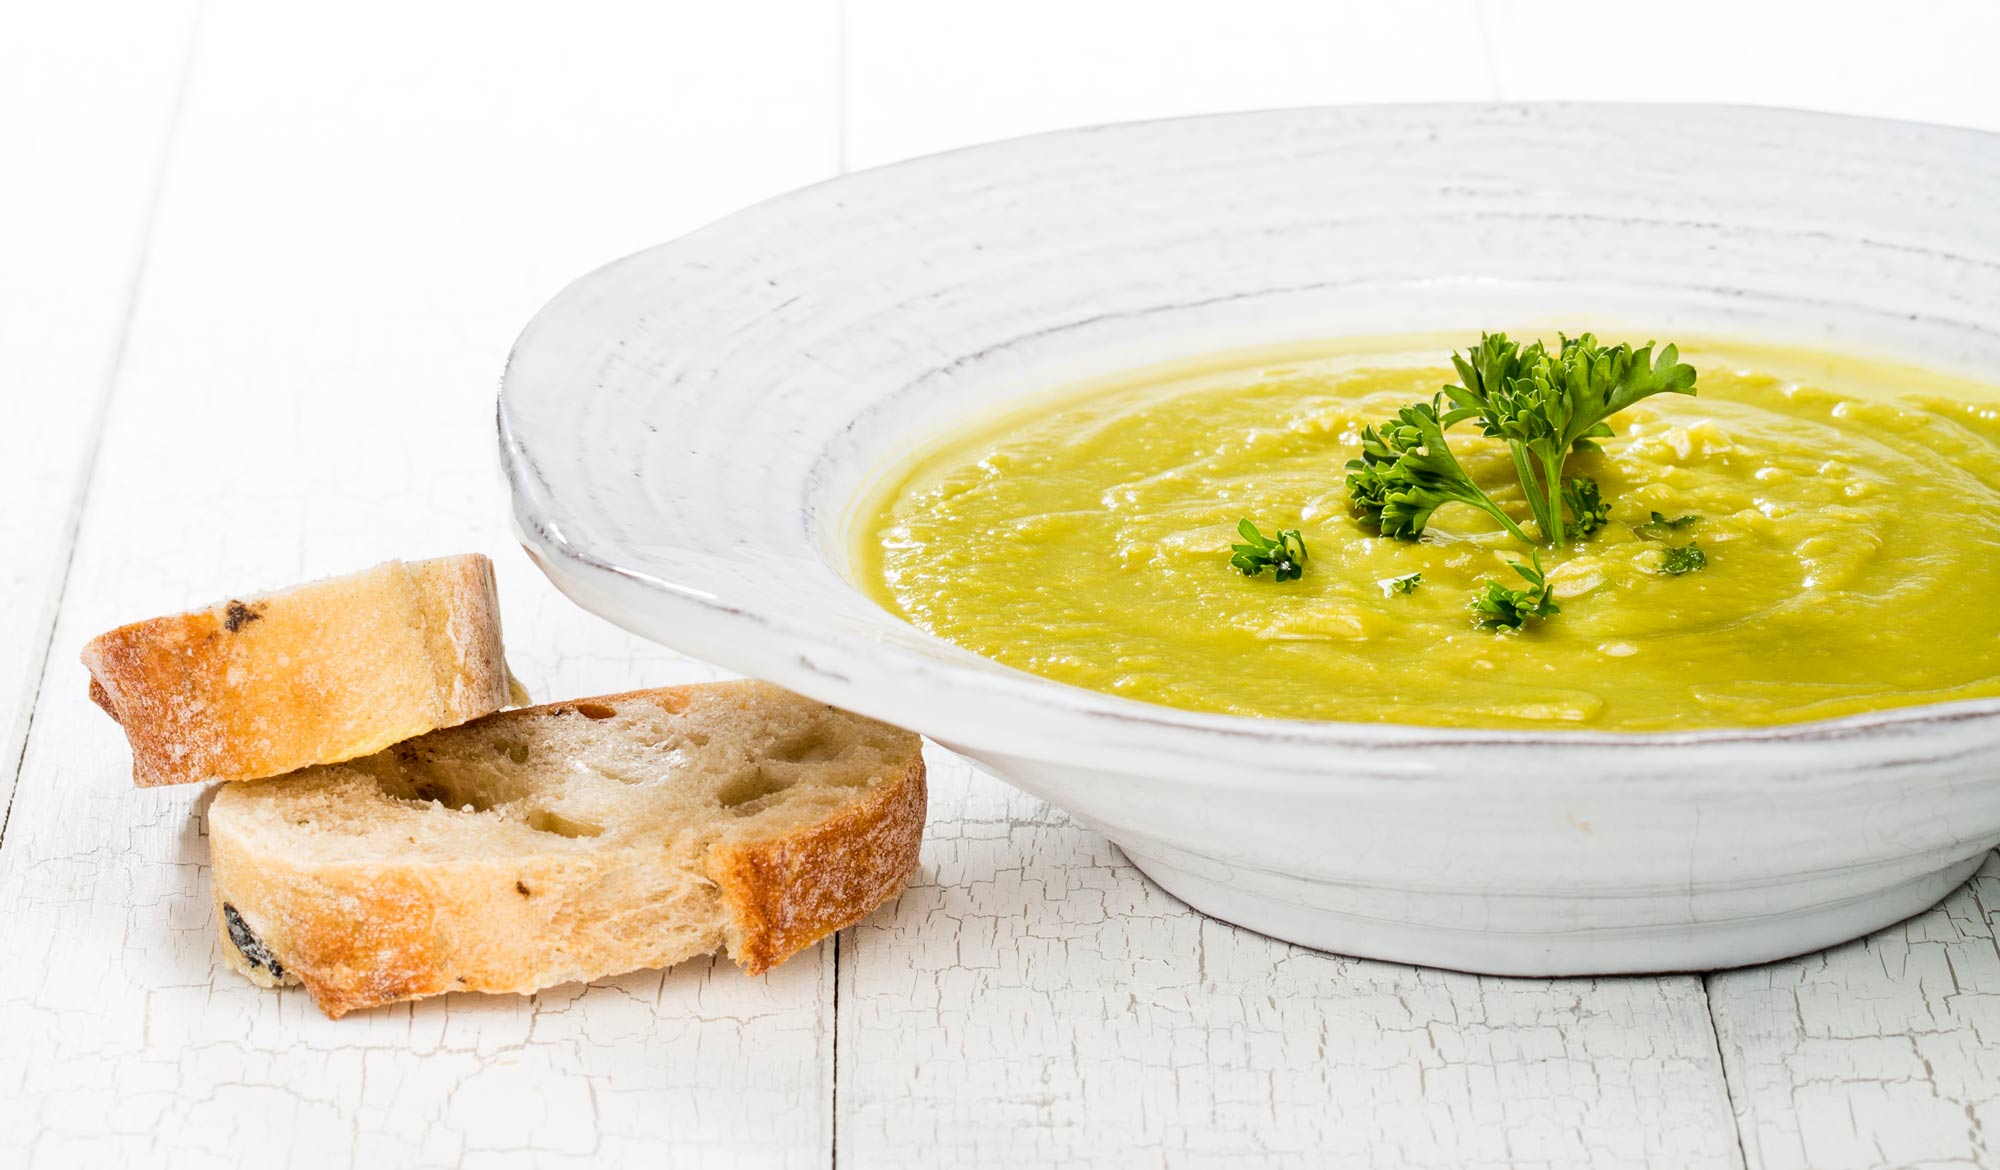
500,100,2000,758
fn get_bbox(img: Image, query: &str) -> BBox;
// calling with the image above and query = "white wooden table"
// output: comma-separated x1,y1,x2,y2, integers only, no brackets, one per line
4,3,1997,1166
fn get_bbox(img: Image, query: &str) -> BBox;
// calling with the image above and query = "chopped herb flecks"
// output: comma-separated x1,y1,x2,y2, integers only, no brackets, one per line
1471,552,1561,631
1660,543,1708,575
1229,519,1308,581
1642,511,1702,536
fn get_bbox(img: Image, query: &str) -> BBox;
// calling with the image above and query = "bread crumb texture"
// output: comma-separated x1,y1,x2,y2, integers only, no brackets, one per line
208,681,926,1017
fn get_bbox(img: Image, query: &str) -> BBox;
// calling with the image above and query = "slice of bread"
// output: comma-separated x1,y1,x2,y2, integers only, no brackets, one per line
82,555,521,787
207,681,926,1018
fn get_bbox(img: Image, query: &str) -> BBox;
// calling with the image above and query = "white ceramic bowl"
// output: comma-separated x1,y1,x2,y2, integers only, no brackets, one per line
499,104,2000,976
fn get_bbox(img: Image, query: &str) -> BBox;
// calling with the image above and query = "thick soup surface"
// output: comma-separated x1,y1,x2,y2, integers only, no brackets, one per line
858,337,2000,730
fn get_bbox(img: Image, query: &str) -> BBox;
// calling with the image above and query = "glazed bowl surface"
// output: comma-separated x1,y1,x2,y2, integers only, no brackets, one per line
500,104,2000,975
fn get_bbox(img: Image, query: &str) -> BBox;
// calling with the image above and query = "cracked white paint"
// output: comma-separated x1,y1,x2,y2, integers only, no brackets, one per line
838,751,1746,1169
1710,856,2000,1170
7,1,2000,1166
0,0,198,820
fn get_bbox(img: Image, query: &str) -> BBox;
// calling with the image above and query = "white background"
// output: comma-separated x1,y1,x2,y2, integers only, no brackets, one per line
3,2,1997,1168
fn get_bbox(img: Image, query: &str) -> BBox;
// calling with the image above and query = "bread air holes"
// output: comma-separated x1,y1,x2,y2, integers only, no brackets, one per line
716,765,796,812
772,726,843,764
525,809,603,838
493,740,530,765
405,779,499,813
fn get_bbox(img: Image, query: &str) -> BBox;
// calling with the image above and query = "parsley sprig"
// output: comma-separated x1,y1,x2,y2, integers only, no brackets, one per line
1441,333,1697,548
1349,333,1696,549
1229,520,1308,581
1223,332,1707,627
1345,398,1535,544
1334,331,1704,630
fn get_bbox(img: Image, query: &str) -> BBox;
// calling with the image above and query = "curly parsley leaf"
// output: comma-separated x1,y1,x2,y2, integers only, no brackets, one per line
1441,331,1533,426
1345,397,1536,544
1561,476,1610,540
1660,543,1708,575
1446,333,1697,548
1380,572,1422,596
1229,519,1308,581
1470,551,1561,631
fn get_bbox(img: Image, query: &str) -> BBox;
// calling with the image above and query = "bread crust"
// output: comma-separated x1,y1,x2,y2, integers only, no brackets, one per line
708,751,927,974
82,555,514,787
209,683,927,1018
211,849,730,1018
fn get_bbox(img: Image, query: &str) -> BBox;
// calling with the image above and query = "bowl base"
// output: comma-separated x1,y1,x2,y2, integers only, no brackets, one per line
1123,847,1986,977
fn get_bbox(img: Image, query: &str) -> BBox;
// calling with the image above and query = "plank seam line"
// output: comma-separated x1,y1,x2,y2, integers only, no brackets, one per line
830,17,849,1164
0,0,206,850
831,929,842,1170
1702,971,1756,1170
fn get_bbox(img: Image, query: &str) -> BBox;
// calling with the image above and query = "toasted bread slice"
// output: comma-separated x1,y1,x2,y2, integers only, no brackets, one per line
207,681,926,1018
82,555,521,787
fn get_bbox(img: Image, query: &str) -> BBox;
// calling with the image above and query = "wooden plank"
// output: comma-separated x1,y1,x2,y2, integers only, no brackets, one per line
838,753,1746,1168
843,0,1498,169
1707,853,2000,1170
0,0,199,827
0,2,841,1166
